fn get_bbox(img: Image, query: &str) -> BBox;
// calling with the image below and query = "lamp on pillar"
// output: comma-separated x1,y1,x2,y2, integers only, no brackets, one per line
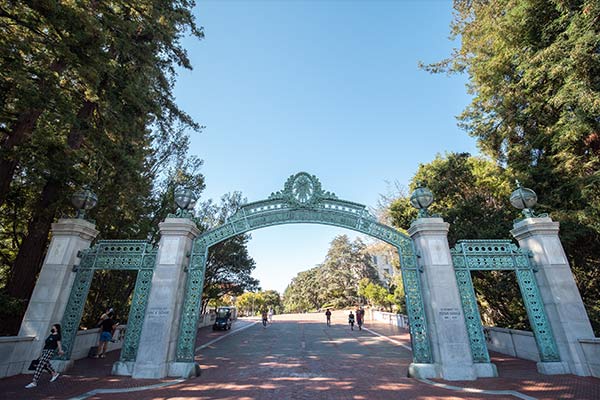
510,181,546,219
173,187,198,218
410,183,434,218
71,187,98,219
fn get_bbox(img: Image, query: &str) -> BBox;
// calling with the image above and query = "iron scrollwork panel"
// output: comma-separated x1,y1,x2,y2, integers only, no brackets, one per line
58,268,94,360
176,246,207,362
120,268,154,361
454,269,491,363
515,269,560,362
58,240,156,362
451,239,561,363
399,241,433,364
401,268,433,363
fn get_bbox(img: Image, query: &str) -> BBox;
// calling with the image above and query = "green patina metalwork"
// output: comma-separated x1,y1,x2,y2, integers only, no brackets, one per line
58,240,157,362
451,240,560,363
176,172,432,364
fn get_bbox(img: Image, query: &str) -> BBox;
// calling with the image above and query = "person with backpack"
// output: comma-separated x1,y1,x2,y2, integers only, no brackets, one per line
348,311,355,331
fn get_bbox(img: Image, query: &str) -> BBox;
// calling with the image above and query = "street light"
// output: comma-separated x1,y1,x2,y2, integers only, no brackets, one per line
510,180,539,218
410,183,434,218
174,187,198,218
174,187,197,210
71,187,98,219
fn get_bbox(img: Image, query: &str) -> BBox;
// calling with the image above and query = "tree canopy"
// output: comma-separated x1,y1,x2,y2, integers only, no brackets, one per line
196,192,260,313
283,235,380,312
0,0,222,334
387,153,530,329
420,0,600,334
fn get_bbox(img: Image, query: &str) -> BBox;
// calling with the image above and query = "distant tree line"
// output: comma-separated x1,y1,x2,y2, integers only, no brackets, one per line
282,235,382,313
235,290,284,316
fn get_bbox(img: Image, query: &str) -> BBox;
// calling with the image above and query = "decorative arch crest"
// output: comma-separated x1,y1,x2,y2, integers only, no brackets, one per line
195,172,411,249
175,172,432,365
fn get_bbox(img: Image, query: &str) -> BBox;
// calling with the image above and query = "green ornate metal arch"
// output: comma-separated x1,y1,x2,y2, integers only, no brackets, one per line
451,240,560,363
58,240,157,363
175,172,433,364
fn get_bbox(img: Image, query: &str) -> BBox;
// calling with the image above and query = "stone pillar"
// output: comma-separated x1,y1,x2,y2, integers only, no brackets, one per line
408,218,496,380
19,218,99,373
131,218,199,379
511,217,595,376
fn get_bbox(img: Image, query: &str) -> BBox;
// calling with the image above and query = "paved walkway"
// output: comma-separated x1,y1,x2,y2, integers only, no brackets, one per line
367,321,600,400
0,312,598,400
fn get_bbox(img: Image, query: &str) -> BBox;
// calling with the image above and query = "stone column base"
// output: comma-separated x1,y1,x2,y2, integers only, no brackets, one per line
112,361,135,376
408,363,438,379
537,361,569,375
473,362,498,378
168,362,201,378
132,361,169,379
409,362,483,381
440,364,477,381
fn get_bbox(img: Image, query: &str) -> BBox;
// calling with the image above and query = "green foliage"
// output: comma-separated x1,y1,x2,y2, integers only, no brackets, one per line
358,275,404,312
388,153,529,328
195,192,260,313
235,290,283,316
0,0,211,333
359,280,390,311
397,153,516,244
420,0,600,334
282,235,380,312
80,270,137,329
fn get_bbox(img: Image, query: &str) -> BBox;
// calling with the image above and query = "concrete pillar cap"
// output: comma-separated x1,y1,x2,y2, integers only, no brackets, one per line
408,217,449,237
511,217,560,240
51,218,99,241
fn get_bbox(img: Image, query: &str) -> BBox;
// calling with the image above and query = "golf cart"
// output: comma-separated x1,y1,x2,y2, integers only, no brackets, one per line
212,308,232,331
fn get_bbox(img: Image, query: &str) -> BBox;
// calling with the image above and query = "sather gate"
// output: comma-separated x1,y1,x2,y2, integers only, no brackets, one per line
19,171,596,381
176,172,432,364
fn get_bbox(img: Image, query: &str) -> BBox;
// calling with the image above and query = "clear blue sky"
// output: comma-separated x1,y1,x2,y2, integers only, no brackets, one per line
174,0,478,294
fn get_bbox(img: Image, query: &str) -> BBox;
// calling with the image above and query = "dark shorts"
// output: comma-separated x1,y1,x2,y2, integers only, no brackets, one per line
100,331,112,342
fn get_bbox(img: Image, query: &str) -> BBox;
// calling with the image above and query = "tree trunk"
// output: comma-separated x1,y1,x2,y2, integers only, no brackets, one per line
5,178,62,300
0,60,66,208
0,109,43,206
5,99,95,332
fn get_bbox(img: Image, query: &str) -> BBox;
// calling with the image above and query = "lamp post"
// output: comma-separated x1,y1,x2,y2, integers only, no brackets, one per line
71,187,98,220
174,187,198,218
410,183,434,218
510,180,541,218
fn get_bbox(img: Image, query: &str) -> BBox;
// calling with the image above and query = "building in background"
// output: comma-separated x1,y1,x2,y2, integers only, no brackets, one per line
366,242,399,286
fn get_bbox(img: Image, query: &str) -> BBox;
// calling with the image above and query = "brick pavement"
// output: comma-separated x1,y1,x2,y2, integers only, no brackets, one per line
363,318,600,400
0,320,255,400
0,312,598,400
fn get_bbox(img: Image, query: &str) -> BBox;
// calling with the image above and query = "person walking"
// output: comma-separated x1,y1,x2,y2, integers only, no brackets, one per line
25,324,63,388
356,307,363,330
268,307,274,324
325,309,332,327
261,309,269,328
348,311,355,331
